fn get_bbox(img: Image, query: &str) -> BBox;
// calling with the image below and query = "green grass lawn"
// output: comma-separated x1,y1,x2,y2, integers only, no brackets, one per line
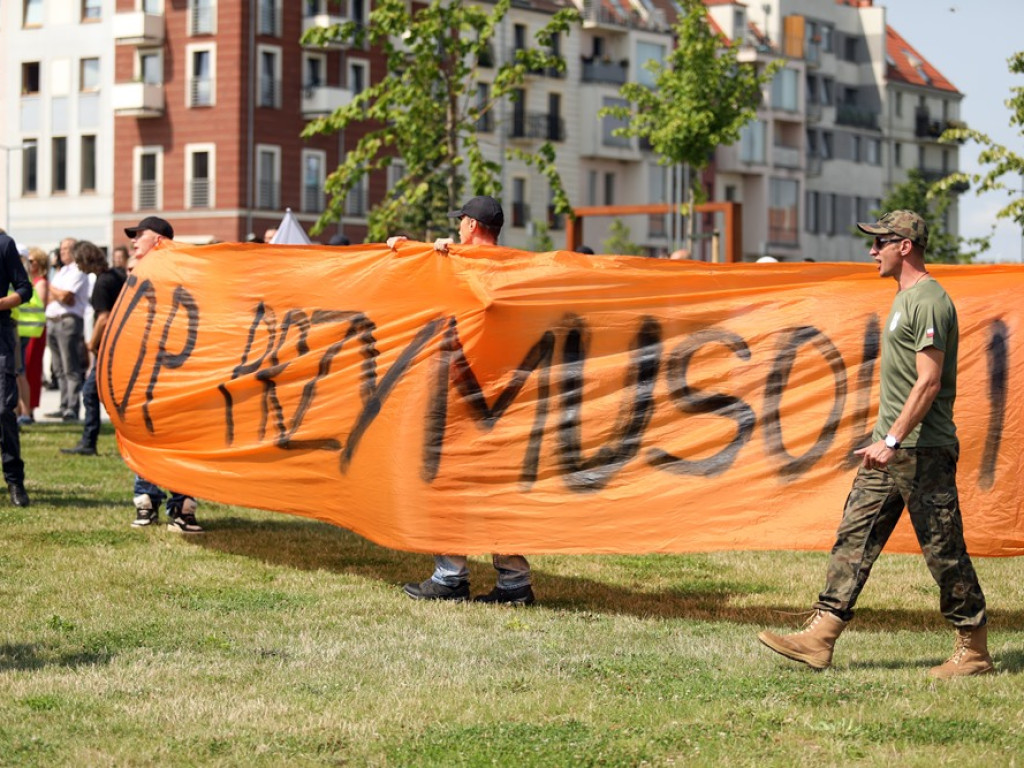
2,423,1022,766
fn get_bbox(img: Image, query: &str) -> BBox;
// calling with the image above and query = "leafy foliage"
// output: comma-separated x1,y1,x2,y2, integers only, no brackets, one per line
935,50,1024,250
301,0,579,241
602,219,644,256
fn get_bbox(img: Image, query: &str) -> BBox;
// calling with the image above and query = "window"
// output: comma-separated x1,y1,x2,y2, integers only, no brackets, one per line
843,36,858,63
258,47,282,108
189,0,215,35
513,24,527,55
187,46,215,106
806,74,818,104
139,50,163,84
81,135,97,192
512,178,527,228
302,150,325,213
511,88,526,138
82,0,101,21
22,62,41,95
134,147,162,210
345,175,367,217
820,24,833,52
768,178,799,244
143,0,162,12
587,170,598,207
852,135,861,163
303,53,325,89
22,139,38,195
866,138,880,166
894,142,902,167
636,42,665,89
806,191,819,234
547,93,563,141
823,193,836,235
256,145,280,210
258,0,280,36
186,144,214,208
821,78,834,106
52,137,68,193
771,68,798,112
821,131,834,159
348,60,367,95
733,9,745,39
603,172,615,206
601,96,630,148
895,92,903,118
80,58,100,91
739,120,766,164
23,0,43,26
387,160,405,193
475,83,492,133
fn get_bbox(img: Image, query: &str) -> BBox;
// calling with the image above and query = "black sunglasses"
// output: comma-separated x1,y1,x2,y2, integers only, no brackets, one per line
873,236,905,249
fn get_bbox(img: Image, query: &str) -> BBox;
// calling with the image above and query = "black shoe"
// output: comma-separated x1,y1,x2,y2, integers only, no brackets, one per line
473,584,536,606
61,411,80,422
43,410,64,419
8,484,30,507
61,444,97,456
402,579,470,601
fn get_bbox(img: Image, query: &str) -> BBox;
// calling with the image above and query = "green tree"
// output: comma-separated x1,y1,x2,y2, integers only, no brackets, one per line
527,221,554,253
602,219,644,256
301,0,579,241
935,50,1024,251
874,169,983,264
601,0,781,245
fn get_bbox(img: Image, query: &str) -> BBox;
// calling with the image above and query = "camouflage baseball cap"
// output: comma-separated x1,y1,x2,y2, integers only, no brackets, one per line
856,209,929,249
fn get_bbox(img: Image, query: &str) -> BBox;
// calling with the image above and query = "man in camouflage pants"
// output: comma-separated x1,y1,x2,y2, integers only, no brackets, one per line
758,210,993,679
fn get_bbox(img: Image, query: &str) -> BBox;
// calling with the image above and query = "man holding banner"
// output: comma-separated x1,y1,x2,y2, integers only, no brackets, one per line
387,196,534,606
757,210,993,678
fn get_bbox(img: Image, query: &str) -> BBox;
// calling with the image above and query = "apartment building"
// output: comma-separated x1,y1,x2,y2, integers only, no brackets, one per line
0,0,961,260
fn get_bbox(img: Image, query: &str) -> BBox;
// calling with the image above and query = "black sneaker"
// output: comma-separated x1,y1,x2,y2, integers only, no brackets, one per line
474,584,536,606
132,507,158,527
167,509,204,533
402,579,470,601
61,444,97,456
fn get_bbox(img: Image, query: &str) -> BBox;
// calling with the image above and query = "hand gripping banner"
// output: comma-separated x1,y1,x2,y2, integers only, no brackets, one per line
98,241,1023,556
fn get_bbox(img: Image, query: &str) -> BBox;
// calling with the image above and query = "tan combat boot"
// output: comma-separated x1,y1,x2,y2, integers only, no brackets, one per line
929,624,995,679
758,609,847,670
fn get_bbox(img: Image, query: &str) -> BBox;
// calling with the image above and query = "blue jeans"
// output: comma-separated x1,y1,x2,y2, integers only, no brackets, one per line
80,365,100,449
133,475,192,513
432,554,531,590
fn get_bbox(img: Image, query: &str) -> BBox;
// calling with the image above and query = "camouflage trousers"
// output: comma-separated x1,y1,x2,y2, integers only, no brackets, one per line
814,443,987,628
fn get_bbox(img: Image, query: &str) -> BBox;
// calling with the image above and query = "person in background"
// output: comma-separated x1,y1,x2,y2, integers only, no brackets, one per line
0,229,34,506
111,244,129,281
61,241,125,456
13,248,46,426
757,210,993,679
328,233,351,246
122,216,203,533
44,237,89,421
387,196,535,606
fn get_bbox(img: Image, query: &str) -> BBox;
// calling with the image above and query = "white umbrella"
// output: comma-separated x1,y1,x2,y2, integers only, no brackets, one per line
269,208,312,245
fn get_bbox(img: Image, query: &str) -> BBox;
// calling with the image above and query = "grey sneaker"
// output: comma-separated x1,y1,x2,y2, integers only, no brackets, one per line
131,494,159,527
402,579,470,601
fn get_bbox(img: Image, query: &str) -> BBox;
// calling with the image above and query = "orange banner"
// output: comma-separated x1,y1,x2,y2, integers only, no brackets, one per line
98,241,1024,556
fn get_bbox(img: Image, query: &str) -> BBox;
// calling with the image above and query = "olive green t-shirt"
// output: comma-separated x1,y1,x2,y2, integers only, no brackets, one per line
871,278,958,448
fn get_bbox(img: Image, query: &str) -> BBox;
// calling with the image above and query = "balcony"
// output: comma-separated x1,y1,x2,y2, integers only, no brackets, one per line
836,104,879,130
301,85,354,118
772,145,801,169
302,13,349,49
914,109,966,141
113,11,165,45
581,0,668,32
919,167,969,193
113,82,165,117
581,57,628,85
507,112,566,142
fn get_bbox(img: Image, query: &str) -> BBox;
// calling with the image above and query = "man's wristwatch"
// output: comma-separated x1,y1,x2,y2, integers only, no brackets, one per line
884,434,900,450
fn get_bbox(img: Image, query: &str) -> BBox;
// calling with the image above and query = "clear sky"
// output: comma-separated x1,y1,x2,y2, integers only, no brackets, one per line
884,0,1023,262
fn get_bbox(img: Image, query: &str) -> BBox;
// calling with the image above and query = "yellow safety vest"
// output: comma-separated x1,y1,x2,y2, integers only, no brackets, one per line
11,285,46,338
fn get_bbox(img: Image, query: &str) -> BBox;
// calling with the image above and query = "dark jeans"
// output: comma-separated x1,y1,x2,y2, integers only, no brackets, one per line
815,443,987,628
0,323,24,485
133,475,191,513
80,364,100,449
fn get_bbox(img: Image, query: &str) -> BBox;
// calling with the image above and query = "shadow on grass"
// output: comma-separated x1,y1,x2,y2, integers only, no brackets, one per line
0,643,113,672
188,516,1024,634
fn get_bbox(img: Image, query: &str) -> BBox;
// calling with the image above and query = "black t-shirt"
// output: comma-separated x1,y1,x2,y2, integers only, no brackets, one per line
91,269,126,315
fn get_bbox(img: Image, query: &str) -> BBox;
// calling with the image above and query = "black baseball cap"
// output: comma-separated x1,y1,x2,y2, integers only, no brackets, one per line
447,196,504,229
125,216,174,239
